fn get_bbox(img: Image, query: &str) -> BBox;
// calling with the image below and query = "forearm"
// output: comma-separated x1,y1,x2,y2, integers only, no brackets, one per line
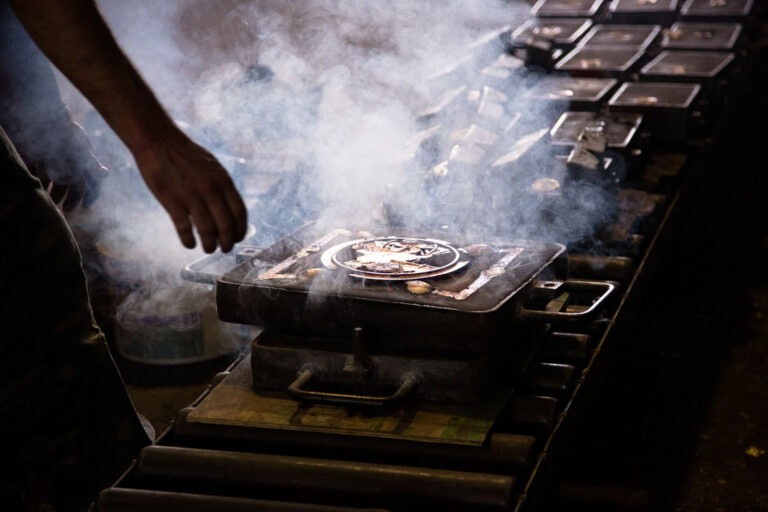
8,0,177,155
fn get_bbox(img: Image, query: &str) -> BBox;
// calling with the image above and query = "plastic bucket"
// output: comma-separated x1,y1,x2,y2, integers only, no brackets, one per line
96,228,245,365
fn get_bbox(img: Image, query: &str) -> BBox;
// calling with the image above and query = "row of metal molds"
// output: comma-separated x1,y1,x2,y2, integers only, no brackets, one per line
531,0,754,25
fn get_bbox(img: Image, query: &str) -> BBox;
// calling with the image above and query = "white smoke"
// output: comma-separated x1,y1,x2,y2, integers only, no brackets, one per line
48,0,620,353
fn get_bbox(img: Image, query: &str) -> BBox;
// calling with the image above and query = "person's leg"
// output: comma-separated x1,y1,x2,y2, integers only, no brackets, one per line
0,126,151,511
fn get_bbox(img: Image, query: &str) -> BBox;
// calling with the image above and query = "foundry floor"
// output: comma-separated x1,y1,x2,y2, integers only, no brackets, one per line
120,47,768,512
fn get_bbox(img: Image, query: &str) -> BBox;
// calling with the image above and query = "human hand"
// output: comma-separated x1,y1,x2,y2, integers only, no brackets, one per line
25,119,108,211
131,132,247,253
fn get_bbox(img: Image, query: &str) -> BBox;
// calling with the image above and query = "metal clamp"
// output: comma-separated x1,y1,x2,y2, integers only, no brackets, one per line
287,367,423,408
519,279,616,323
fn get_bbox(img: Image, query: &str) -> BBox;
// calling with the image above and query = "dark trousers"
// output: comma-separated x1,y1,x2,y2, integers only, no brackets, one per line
0,126,150,511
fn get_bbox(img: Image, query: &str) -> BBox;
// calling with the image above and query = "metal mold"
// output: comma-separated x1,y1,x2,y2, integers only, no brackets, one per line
509,18,593,49
550,111,643,150
640,50,735,84
608,82,701,141
531,0,605,17
215,224,575,344
578,24,662,49
608,81,700,108
524,77,618,111
555,47,645,79
661,22,742,50
680,0,754,19
608,0,679,25
251,335,509,403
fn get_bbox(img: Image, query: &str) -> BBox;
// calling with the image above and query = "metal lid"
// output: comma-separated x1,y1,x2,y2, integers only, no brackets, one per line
556,47,645,72
531,0,604,17
680,0,753,17
661,22,742,49
510,18,593,46
579,24,662,49
525,77,618,102
609,0,679,12
641,50,735,78
608,81,701,109
550,111,643,148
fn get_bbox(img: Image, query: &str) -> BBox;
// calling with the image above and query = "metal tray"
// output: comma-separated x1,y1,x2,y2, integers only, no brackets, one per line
555,47,645,79
608,81,701,109
550,111,643,149
524,77,618,111
206,224,613,347
509,18,593,49
661,22,742,50
531,0,605,17
680,0,753,19
640,50,735,83
607,81,701,141
578,24,662,49
608,0,679,25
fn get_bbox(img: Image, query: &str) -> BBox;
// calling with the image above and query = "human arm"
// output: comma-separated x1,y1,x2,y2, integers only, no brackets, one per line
7,0,247,252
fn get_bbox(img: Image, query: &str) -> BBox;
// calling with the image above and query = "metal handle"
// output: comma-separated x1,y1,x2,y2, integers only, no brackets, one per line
181,252,227,285
519,279,616,323
180,245,262,285
288,367,422,408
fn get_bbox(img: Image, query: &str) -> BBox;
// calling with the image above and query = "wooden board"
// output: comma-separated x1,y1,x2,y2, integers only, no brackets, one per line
186,357,508,446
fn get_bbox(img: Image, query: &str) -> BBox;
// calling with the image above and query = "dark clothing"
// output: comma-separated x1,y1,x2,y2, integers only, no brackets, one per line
0,4,151,510
0,126,150,512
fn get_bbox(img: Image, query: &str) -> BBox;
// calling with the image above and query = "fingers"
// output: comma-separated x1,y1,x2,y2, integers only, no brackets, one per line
134,136,248,253
184,179,246,254
224,183,248,242
186,196,219,254
185,158,247,253
165,198,196,249
205,192,237,253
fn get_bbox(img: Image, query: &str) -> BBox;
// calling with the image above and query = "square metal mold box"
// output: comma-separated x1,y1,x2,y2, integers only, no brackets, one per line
661,22,742,50
607,82,701,141
555,47,645,79
524,77,619,112
509,18,593,49
608,0,679,25
550,111,644,151
579,24,662,50
531,0,605,17
680,0,753,20
640,50,735,85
